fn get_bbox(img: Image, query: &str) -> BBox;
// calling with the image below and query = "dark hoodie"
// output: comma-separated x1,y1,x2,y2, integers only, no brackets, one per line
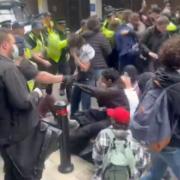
153,67,180,148
82,31,112,69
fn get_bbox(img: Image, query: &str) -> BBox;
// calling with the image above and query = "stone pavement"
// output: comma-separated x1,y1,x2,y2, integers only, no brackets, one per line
0,151,94,180
42,152,93,180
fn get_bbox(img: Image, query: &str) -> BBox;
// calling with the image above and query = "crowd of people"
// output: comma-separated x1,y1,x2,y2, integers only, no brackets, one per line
0,0,180,179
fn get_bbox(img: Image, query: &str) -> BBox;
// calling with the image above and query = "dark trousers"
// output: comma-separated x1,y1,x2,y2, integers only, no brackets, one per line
69,119,111,154
70,80,92,117
1,148,40,180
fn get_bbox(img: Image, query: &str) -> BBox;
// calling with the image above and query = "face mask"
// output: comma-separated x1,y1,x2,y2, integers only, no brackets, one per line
12,44,19,60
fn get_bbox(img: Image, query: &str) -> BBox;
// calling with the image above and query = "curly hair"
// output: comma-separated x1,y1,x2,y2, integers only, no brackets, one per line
159,35,180,69
102,68,120,83
68,33,85,49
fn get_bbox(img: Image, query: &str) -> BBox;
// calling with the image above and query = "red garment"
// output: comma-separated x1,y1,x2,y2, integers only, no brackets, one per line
106,107,130,125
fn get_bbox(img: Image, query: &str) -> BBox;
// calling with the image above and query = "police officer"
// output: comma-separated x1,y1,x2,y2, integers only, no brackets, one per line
101,12,121,44
12,21,71,91
54,20,71,96
46,20,68,75
25,21,51,69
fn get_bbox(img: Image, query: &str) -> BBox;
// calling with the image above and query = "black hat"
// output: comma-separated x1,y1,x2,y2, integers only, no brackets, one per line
12,21,24,29
32,21,44,30
44,12,52,17
56,19,66,25
35,12,51,20
107,12,114,18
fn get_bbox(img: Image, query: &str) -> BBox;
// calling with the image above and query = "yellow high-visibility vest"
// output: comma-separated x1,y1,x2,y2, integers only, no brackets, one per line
167,22,177,32
26,60,38,91
27,79,35,92
101,19,115,40
46,31,68,63
25,32,45,59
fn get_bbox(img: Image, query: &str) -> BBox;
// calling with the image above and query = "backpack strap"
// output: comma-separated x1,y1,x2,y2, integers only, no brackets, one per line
105,129,129,154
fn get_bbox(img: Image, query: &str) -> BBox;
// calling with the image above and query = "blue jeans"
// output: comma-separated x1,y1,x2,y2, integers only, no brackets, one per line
92,69,107,86
141,147,180,180
70,80,92,117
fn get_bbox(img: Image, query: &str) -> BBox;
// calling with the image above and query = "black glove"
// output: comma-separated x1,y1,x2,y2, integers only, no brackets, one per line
63,75,77,86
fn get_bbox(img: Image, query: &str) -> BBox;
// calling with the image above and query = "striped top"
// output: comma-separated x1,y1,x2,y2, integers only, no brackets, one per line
83,31,112,69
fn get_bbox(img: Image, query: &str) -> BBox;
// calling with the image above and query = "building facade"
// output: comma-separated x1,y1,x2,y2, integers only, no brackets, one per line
27,0,180,31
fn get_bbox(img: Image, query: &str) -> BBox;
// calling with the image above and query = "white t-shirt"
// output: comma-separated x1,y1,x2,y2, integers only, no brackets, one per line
79,44,95,63
124,88,139,119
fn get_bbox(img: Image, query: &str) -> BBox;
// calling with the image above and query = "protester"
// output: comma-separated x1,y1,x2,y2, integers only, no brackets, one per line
83,16,112,84
121,65,139,118
141,15,170,71
1,1,180,179
140,35,180,180
92,107,149,180
68,33,95,118
69,68,129,154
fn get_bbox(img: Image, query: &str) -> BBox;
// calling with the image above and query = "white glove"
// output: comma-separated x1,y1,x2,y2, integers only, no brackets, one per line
33,88,43,98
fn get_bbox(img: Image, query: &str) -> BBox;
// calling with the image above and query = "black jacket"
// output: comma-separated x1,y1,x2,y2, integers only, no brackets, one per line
154,67,180,148
74,82,129,110
82,31,112,69
141,26,169,56
0,55,39,145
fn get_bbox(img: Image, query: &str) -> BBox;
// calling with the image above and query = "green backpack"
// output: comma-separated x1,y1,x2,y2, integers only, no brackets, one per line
102,129,135,180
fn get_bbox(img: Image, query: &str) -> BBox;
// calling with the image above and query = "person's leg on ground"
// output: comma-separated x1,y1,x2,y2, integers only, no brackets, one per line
69,120,111,154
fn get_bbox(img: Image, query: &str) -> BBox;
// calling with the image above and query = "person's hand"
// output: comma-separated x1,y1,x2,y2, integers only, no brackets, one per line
148,52,158,60
63,75,77,86
121,75,132,89
43,60,52,68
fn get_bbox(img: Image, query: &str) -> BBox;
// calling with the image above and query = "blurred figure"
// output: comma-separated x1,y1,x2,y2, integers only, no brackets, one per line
141,15,170,71
83,16,112,84
121,65,139,118
76,19,87,35
68,33,95,118
25,21,51,69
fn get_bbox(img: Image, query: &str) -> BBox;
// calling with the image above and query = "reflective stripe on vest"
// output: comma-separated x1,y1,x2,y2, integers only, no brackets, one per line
29,32,45,53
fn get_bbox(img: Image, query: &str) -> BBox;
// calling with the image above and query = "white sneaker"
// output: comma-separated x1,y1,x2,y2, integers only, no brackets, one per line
68,119,80,130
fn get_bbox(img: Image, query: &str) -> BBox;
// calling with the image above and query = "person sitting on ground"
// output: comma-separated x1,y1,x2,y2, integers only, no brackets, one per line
73,68,129,126
69,69,129,155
